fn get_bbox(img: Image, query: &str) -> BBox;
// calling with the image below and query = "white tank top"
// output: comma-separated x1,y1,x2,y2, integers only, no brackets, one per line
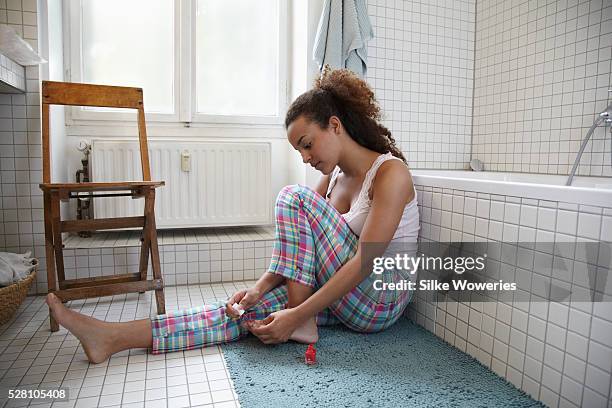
325,152,420,242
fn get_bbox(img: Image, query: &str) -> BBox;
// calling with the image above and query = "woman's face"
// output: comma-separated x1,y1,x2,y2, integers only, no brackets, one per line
287,115,340,175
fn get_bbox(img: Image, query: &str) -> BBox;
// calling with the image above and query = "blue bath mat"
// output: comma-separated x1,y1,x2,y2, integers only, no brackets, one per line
222,318,544,408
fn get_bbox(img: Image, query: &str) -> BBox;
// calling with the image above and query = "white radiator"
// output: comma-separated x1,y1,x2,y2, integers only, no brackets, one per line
90,140,272,228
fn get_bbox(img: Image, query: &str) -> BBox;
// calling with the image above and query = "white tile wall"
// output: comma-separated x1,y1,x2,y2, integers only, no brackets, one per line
0,53,26,92
0,1,42,292
20,227,275,295
409,183,612,408
472,0,612,176
37,233,274,296
365,0,475,169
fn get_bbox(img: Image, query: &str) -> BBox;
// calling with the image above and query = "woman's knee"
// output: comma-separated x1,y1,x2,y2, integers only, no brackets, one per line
275,184,316,207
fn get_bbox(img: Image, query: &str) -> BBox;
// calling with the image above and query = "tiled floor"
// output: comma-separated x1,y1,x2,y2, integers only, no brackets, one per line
0,281,259,408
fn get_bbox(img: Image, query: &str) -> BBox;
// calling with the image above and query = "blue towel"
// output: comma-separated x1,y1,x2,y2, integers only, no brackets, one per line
313,0,374,78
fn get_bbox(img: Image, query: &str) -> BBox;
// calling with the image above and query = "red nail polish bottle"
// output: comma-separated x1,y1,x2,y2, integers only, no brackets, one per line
305,343,317,365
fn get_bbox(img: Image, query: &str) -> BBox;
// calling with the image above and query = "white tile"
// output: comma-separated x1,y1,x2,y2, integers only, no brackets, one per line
490,200,505,221
145,377,166,389
210,389,234,403
502,223,518,242
560,376,583,406
545,323,566,350
564,353,586,384
189,392,213,406
537,208,556,231
507,343,525,368
557,210,578,235
584,364,610,397
580,387,608,408
166,395,189,408
544,345,564,372
506,365,523,390
452,195,464,213
577,213,601,239
589,317,612,345
587,340,612,373
476,199,490,218
541,365,562,394
539,385,560,408
521,374,540,400
527,316,546,342
489,221,503,241
122,390,145,404
144,399,167,408
520,206,537,228
124,380,145,392
601,216,612,242
78,386,102,399
524,356,542,381
526,336,545,360
98,393,122,407
166,384,188,398
475,218,489,237
504,203,520,224
101,383,124,395
74,397,99,408
464,197,477,215
145,387,166,401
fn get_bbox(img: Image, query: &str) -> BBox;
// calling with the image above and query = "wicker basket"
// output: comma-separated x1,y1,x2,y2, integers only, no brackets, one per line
0,264,37,325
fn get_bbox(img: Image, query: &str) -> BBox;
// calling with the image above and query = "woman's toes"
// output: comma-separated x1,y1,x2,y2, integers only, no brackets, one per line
46,293,60,307
46,293,64,320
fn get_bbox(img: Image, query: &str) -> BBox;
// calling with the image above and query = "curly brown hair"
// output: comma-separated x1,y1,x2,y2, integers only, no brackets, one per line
285,66,407,164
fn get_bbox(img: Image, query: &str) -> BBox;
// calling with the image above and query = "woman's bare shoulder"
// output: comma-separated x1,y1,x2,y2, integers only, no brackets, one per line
371,159,414,201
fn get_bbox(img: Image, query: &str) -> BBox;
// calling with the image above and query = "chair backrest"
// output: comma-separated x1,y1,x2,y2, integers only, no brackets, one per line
41,81,151,183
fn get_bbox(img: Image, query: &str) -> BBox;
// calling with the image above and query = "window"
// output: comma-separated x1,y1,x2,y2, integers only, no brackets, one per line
79,0,175,115
195,0,279,118
67,0,287,125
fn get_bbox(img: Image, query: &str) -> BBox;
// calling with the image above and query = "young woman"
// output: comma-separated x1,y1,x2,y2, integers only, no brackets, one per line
45,67,419,363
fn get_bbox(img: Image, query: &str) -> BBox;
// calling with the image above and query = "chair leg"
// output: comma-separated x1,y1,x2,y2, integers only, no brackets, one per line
43,192,59,332
138,193,153,292
146,189,165,315
49,192,67,332
50,192,66,283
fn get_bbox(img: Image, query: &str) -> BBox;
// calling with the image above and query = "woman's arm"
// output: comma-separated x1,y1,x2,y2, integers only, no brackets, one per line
296,162,415,320
226,270,285,318
253,271,284,295
248,174,331,299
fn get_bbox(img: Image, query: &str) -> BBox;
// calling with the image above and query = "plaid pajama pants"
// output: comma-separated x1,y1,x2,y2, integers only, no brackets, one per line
151,185,414,354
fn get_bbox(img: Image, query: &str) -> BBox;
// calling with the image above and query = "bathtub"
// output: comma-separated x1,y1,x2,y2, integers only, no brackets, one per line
411,170,612,207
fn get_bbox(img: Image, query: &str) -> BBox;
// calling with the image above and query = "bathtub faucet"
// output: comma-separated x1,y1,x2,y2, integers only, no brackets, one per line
566,97,612,186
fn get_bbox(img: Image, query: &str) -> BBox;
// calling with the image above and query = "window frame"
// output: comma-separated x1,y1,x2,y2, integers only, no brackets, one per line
64,0,289,127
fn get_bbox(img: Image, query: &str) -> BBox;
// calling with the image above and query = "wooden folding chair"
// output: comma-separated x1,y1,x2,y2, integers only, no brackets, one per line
40,81,166,331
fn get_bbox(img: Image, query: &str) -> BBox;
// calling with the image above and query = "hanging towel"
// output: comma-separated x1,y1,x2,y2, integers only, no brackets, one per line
313,0,374,78
0,251,36,286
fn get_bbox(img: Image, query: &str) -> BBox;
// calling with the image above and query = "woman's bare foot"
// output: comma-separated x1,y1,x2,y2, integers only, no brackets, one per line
289,316,318,344
46,293,114,364
245,316,318,344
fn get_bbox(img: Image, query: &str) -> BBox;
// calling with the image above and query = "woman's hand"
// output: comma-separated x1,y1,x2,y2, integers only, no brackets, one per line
248,309,303,344
225,287,261,318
